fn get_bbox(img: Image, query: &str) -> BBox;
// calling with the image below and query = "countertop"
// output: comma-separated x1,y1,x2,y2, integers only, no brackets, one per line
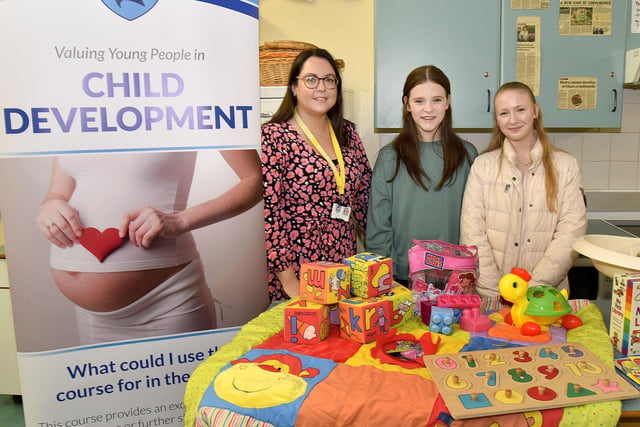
585,191,640,221
587,219,637,237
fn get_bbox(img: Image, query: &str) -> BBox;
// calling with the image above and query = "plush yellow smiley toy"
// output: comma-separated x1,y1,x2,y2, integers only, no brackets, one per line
214,353,320,408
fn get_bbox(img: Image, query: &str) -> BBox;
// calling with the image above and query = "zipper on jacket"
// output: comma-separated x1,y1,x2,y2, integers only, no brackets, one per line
518,170,530,267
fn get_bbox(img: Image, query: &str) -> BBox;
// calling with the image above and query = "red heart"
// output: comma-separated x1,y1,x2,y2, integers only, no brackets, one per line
79,227,125,262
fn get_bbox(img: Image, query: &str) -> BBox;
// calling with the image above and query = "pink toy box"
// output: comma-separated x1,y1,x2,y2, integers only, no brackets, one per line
408,240,478,316
299,261,351,304
610,272,640,355
344,252,394,298
284,300,330,345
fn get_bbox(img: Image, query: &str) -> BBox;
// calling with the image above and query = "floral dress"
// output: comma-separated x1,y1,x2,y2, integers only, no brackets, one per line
261,120,372,301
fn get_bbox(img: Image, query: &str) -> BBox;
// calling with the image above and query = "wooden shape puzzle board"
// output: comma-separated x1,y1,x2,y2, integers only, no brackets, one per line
423,343,640,419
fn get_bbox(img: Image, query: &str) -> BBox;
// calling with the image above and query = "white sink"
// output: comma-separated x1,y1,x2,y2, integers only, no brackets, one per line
572,234,640,278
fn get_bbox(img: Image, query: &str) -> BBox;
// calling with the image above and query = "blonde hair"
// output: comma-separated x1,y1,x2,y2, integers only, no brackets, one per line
486,82,558,212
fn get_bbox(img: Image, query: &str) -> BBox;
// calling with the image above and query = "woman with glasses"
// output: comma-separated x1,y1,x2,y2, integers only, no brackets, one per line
261,48,372,301
366,65,478,285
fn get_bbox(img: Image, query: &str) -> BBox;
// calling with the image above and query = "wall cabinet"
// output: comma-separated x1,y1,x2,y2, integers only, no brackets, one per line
375,0,500,130
375,0,628,130
501,2,627,128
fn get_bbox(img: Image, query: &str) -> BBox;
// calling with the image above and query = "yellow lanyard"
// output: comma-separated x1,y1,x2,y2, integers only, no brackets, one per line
294,109,346,194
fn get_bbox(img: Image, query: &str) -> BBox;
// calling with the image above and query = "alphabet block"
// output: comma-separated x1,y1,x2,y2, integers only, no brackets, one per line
283,300,330,345
299,261,351,304
344,252,393,298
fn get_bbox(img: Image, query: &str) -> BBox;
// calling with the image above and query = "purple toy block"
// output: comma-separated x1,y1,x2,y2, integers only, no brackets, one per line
420,299,436,325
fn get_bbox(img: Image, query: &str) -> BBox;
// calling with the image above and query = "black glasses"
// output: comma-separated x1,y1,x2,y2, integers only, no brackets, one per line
297,74,339,90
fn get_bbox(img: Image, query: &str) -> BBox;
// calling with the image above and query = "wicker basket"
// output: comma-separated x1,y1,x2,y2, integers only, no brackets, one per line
260,49,302,86
259,40,345,86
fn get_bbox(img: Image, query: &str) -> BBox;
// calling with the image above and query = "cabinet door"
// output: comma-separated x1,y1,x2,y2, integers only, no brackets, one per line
375,0,501,130
501,1,627,128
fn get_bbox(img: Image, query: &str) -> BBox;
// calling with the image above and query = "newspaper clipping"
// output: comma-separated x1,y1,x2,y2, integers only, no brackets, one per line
557,77,597,110
510,0,550,9
516,16,541,96
558,0,612,36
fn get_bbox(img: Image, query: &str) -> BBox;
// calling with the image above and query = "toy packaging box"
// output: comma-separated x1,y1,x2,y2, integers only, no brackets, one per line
407,240,478,317
299,261,351,304
610,272,640,355
343,252,393,298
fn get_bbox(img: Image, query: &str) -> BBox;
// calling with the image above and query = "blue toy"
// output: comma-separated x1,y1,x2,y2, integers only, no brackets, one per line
429,306,455,335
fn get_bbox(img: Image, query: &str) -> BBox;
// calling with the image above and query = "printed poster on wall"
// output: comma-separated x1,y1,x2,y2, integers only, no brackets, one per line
0,1,265,426
510,0,550,9
557,77,598,110
558,0,612,36
516,16,541,96
633,0,640,34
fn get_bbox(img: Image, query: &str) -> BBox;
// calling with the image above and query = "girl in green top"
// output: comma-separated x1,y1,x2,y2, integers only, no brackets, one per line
366,65,478,284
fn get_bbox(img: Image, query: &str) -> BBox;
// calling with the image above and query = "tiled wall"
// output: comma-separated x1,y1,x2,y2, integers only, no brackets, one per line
460,89,640,191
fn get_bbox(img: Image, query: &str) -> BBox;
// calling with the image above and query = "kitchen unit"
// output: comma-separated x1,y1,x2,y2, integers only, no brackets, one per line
501,2,627,128
375,0,500,129
375,0,628,129
260,86,287,124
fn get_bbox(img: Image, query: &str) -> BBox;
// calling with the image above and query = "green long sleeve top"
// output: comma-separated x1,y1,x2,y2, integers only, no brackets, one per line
366,140,478,281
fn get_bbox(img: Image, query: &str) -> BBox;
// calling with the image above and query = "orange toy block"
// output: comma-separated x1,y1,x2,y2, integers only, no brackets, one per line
299,261,351,304
338,297,392,344
283,300,330,345
344,252,394,298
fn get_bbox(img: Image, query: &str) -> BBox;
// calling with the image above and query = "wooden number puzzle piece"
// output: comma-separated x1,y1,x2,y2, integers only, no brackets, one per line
494,389,524,404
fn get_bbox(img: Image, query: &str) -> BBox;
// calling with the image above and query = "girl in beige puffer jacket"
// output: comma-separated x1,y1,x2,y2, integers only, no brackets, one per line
460,82,587,298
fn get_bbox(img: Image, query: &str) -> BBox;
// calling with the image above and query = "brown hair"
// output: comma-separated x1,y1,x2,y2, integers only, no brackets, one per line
486,81,558,212
268,48,349,147
389,65,472,191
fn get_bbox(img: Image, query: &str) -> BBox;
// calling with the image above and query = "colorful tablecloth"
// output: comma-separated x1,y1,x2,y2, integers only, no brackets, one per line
183,299,621,427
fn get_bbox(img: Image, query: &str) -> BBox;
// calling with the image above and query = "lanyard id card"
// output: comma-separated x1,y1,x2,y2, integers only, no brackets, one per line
330,203,351,222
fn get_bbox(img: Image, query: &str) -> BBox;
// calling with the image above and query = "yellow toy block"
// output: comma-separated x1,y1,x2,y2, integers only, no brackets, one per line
344,252,394,298
382,282,417,329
